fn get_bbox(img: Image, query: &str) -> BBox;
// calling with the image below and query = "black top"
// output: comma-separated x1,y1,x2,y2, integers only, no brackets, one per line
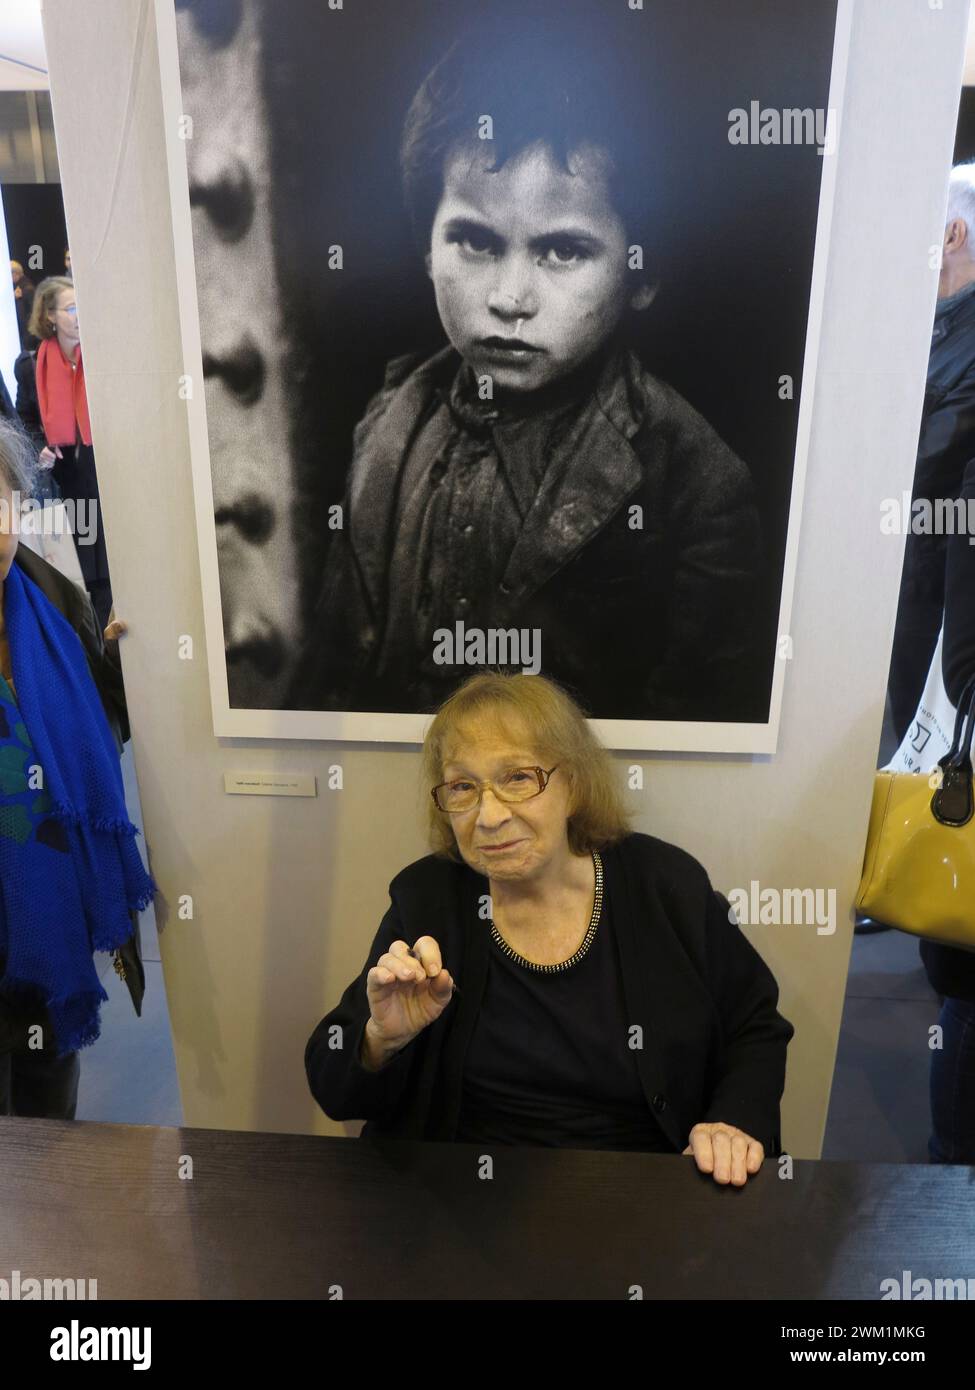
306,832,794,1154
455,890,676,1152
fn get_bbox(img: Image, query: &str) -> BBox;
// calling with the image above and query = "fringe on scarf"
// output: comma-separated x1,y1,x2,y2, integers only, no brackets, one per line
46,799,159,914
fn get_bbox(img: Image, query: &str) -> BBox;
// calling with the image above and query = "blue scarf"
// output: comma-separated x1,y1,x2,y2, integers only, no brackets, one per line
0,562,157,1056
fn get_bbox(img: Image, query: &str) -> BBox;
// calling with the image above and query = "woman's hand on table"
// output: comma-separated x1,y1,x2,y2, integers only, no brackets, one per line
683,1122,764,1186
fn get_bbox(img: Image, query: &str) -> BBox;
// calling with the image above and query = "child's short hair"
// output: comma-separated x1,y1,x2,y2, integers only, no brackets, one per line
400,8,658,267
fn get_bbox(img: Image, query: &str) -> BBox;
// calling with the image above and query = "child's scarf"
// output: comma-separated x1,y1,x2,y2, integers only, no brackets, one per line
35,336,92,447
0,563,156,1055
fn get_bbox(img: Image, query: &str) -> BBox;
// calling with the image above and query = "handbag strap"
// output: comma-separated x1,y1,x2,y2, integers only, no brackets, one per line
941,671,975,765
932,672,975,826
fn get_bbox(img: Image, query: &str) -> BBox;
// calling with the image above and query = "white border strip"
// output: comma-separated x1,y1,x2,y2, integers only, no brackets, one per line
154,0,232,733
760,0,855,757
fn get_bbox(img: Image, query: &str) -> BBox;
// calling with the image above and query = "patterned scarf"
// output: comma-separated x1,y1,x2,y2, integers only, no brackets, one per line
0,562,156,1055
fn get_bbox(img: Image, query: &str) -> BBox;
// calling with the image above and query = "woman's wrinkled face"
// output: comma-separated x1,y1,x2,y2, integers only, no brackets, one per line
440,717,573,882
0,480,20,583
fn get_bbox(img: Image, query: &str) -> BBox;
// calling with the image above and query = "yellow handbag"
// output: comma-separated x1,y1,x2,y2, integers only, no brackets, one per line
856,675,975,950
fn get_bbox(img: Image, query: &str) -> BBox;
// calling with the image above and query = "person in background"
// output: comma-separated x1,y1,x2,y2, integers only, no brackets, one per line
920,453,975,1164
0,371,19,431
63,248,72,281
9,314,57,510
0,417,155,1119
306,671,793,1186
15,275,114,630
887,162,975,744
10,262,36,351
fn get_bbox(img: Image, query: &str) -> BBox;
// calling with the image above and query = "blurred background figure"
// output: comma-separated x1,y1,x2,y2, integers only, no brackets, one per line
886,162,975,748
919,455,975,1165
14,274,113,628
10,260,36,350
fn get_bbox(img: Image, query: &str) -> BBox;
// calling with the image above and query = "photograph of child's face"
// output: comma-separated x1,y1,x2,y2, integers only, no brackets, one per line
168,0,841,745
427,140,652,396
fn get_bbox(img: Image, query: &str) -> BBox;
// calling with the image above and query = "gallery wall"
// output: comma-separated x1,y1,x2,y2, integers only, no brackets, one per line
40,0,969,1156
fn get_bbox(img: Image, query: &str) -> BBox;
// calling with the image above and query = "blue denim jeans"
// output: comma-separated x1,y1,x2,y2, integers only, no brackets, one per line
929,996,975,1164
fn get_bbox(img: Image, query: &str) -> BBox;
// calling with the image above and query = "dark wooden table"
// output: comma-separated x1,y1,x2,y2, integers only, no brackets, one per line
1,1116,973,1299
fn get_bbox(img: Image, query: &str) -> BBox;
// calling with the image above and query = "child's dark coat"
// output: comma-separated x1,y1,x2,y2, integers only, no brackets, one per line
291,343,764,719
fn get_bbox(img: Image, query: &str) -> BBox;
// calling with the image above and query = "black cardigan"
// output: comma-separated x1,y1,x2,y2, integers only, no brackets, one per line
305,831,794,1154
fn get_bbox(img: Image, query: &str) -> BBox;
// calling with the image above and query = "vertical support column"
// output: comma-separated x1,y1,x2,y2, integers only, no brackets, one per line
176,0,298,708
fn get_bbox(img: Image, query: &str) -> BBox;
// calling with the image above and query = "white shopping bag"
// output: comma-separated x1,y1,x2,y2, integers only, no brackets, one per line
885,627,959,775
16,498,87,592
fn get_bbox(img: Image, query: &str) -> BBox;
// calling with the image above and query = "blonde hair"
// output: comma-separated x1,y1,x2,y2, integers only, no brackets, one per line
421,671,632,861
27,276,74,341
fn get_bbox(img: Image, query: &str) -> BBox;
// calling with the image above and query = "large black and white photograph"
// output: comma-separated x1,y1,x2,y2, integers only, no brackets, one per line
157,0,848,748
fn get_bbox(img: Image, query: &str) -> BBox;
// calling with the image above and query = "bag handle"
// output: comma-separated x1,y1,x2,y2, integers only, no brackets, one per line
932,672,975,826
941,671,975,765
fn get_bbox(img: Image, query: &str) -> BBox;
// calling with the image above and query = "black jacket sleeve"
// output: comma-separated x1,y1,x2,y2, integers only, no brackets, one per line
941,454,975,707
305,896,423,1122
73,585,131,750
700,887,794,1154
286,512,376,709
13,350,44,453
95,638,130,748
641,392,765,722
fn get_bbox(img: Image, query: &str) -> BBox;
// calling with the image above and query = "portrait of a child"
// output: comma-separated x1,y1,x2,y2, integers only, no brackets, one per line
290,15,764,721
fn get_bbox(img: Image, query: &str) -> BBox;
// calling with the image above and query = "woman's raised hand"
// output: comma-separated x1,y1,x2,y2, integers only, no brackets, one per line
365,936,455,1055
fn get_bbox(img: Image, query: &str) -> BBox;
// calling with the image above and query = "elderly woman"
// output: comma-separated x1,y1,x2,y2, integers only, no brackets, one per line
0,418,156,1119
306,672,793,1186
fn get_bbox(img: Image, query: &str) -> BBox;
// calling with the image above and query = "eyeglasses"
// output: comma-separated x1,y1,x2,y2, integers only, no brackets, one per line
431,765,559,815
58,305,77,315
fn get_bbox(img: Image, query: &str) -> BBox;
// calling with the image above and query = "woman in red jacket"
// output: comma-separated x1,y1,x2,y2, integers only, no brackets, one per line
17,276,114,630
